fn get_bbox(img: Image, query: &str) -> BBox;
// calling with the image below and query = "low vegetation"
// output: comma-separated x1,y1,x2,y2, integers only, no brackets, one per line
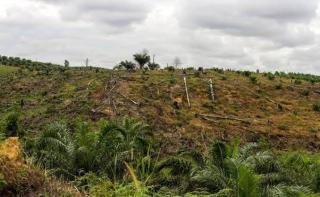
1,55,320,196
1,117,319,196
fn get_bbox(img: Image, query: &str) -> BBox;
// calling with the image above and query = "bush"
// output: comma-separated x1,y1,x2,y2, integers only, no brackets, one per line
313,103,320,112
301,89,310,96
202,102,217,112
243,71,252,77
147,62,160,70
194,71,201,78
166,66,175,72
3,112,20,137
249,75,257,84
278,124,289,131
0,173,6,191
267,73,275,80
294,79,302,85
275,84,282,90
198,67,204,72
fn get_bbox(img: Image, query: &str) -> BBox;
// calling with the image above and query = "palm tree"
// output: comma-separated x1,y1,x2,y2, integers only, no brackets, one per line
152,141,289,196
33,121,98,176
147,62,160,70
73,121,97,172
133,52,150,69
117,60,136,71
96,116,153,179
34,122,74,175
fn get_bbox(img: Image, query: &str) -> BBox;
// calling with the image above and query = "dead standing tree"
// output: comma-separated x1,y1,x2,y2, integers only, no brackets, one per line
184,76,191,108
209,79,215,102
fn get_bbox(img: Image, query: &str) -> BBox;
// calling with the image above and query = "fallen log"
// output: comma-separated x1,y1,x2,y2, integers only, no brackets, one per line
314,90,320,95
196,113,251,124
117,92,140,105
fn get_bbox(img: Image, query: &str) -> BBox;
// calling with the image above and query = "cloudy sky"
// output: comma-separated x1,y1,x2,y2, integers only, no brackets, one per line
1,0,320,74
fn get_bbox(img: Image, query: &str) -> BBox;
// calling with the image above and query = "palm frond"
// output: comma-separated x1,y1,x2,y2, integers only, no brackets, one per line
236,165,259,197
245,151,281,174
190,169,228,193
155,156,193,176
209,141,227,169
239,143,259,161
263,184,311,197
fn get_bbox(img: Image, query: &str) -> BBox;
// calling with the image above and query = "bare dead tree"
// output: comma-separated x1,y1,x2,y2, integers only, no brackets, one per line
209,79,215,102
184,76,191,108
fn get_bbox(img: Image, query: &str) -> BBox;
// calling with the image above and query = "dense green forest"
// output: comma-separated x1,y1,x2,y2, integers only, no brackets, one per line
1,55,320,196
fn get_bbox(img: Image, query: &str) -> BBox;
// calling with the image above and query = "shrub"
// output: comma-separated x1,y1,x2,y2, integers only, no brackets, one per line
166,66,175,72
278,124,289,131
294,79,302,85
194,71,201,77
267,73,275,80
301,89,310,96
147,62,160,70
3,112,20,137
243,71,252,77
169,78,177,84
202,102,217,112
249,75,257,84
0,131,4,140
198,67,204,72
313,103,320,112
0,173,6,191
275,84,282,90
309,128,319,133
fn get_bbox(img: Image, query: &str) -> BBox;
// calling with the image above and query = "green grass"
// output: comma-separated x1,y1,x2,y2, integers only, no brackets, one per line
0,65,18,76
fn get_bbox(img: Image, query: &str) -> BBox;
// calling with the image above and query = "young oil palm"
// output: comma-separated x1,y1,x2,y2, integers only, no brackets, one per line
34,122,74,175
96,116,153,179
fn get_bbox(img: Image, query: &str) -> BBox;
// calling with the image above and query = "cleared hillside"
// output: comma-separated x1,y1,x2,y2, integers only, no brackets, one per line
1,64,320,152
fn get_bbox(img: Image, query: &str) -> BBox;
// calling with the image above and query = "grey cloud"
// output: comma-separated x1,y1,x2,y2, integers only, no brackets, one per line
177,0,319,47
241,0,318,23
34,0,156,28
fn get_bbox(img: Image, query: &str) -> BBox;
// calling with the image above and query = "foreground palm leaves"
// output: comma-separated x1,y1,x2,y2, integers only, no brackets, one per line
21,117,320,196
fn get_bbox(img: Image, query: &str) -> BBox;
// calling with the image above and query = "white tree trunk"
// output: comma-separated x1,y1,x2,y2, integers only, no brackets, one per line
184,76,191,108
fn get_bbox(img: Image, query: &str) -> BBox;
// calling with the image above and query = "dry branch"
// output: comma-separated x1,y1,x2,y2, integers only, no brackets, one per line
315,90,320,95
197,113,251,124
117,92,139,105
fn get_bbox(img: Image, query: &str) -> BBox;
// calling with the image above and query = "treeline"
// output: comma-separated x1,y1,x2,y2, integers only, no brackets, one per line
1,53,320,84
234,70,320,84
0,54,62,72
